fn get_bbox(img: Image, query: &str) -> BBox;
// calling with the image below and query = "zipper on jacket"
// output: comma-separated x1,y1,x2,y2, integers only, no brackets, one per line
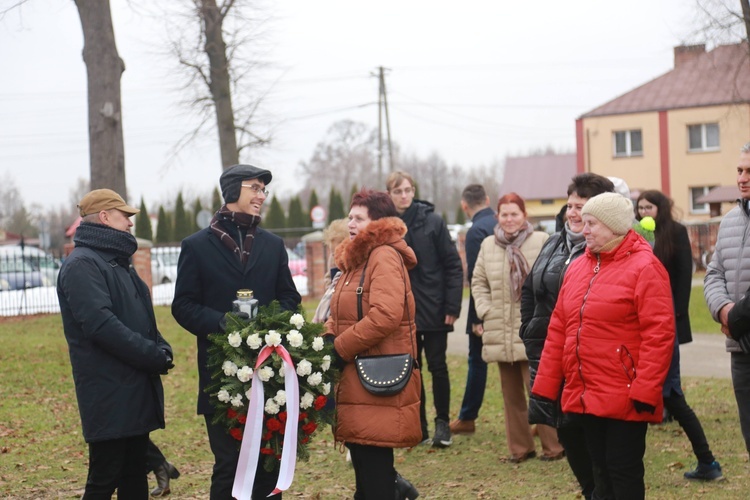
575,254,600,413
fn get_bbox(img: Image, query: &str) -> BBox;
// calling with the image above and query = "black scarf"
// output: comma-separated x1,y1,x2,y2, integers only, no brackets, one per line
209,205,261,266
74,222,138,264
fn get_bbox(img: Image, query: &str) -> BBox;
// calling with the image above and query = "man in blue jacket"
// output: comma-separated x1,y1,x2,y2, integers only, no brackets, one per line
58,189,174,499
172,164,300,499
450,184,496,435
387,171,463,448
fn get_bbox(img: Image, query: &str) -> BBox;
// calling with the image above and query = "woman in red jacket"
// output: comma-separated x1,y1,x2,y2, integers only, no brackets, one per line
532,192,675,499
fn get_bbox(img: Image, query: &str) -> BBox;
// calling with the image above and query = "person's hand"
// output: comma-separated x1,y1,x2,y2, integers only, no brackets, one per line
444,315,457,326
471,323,484,337
218,311,250,332
161,350,175,375
632,400,655,414
332,347,347,370
719,303,735,327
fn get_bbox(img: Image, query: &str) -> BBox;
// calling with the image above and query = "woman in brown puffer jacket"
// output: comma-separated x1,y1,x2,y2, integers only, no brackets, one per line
326,188,421,500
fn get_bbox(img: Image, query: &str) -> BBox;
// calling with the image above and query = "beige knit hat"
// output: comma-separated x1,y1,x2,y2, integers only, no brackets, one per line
581,192,634,235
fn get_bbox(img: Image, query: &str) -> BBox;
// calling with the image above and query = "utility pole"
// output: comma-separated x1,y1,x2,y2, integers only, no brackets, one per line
374,66,394,187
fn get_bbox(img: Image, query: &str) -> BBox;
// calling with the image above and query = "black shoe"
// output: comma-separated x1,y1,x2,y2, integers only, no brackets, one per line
395,473,419,500
432,419,453,448
151,461,180,497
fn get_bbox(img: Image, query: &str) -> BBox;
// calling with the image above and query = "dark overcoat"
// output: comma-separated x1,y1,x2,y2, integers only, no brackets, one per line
58,246,171,443
171,226,301,414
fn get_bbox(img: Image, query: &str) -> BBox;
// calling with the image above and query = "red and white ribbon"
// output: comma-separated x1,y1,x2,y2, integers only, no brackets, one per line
232,345,299,499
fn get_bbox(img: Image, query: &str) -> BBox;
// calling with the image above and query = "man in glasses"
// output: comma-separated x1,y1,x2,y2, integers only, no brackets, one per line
172,164,301,499
386,170,463,449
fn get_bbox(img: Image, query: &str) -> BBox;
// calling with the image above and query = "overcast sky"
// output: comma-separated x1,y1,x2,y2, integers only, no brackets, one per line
0,0,700,214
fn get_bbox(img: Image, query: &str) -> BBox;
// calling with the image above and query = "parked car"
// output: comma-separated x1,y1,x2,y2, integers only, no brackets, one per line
287,248,306,276
0,245,58,289
0,256,48,290
151,247,180,284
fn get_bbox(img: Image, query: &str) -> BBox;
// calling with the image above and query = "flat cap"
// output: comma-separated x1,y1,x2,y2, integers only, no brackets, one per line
220,164,273,203
78,189,139,217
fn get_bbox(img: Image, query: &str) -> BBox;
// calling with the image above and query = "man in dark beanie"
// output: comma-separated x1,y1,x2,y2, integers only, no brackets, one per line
58,188,174,499
172,164,300,499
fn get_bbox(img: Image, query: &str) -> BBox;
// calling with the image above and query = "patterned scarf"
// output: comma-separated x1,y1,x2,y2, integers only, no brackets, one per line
209,205,261,266
563,222,587,256
494,220,534,302
74,222,138,263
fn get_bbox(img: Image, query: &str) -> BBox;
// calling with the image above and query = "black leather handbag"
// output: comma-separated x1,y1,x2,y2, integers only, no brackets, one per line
353,253,416,397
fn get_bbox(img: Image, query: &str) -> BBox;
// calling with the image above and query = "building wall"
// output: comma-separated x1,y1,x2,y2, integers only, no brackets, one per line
581,112,662,195
524,198,566,219
666,104,750,220
579,104,750,222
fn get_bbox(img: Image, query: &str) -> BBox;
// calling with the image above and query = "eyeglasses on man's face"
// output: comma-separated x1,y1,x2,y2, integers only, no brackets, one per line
241,183,269,197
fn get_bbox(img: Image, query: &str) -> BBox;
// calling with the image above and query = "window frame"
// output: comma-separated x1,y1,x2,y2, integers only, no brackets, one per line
612,129,643,158
689,185,716,214
687,123,720,152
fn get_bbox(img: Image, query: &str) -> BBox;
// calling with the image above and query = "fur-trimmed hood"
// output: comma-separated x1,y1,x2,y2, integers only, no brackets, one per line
334,217,417,272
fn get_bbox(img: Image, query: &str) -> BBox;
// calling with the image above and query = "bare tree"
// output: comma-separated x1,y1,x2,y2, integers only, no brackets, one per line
299,120,380,196
140,0,272,170
74,0,128,197
690,0,750,49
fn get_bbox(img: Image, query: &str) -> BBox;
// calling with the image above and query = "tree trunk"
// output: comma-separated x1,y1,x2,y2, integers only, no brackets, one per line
200,0,239,169
74,0,127,199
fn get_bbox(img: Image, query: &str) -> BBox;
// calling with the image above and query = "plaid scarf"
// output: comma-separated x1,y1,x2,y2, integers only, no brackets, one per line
209,205,261,266
494,221,534,302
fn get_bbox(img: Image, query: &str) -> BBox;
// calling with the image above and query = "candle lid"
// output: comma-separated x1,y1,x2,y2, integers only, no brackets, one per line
236,289,254,299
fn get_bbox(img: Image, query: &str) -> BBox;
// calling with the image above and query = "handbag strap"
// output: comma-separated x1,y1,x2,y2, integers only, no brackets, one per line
355,247,415,355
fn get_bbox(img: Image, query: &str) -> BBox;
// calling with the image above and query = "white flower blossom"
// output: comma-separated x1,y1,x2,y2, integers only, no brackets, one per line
218,389,231,403
274,390,287,406
222,361,238,376
322,383,331,395
300,392,314,409
265,330,282,347
227,332,242,348
265,398,280,414
246,333,262,350
258,366,274,382
296,359,312,377
311,337,324,352
245,388,253,400
307,372,323,386
236,366,253,383
290,313,305,329
321,355,331,372
279,367,285,378
287,330,304,348
230,394,244,407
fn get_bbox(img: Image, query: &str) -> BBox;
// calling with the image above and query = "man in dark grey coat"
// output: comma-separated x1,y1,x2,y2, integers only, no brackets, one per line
387,171,463,448
450,184,496,435
172,164,300,500
58,189,174,499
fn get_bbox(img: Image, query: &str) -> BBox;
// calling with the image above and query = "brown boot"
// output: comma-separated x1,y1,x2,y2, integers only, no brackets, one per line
448,418,475,435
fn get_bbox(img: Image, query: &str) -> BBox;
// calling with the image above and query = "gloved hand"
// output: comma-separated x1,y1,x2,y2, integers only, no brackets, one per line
218,311,250,332
332,347,347,370
161,350,175,375
633,400,656,414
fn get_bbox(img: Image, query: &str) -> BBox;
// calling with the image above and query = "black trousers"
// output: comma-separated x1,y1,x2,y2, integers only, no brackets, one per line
346,443,395,500
417,330,450,435
204,415,280,500
581,415,647,500
145,439,167,473
663,389,714,463
557,423,594,499
83,434,149,500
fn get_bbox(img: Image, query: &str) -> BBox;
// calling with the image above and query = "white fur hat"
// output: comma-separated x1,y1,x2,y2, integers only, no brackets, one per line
581,192,634,235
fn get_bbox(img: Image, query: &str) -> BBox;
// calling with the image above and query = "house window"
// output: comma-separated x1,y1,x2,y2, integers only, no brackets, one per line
690,186,716,214
613,130,643,157
688,123,720,152
540,199,554,205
